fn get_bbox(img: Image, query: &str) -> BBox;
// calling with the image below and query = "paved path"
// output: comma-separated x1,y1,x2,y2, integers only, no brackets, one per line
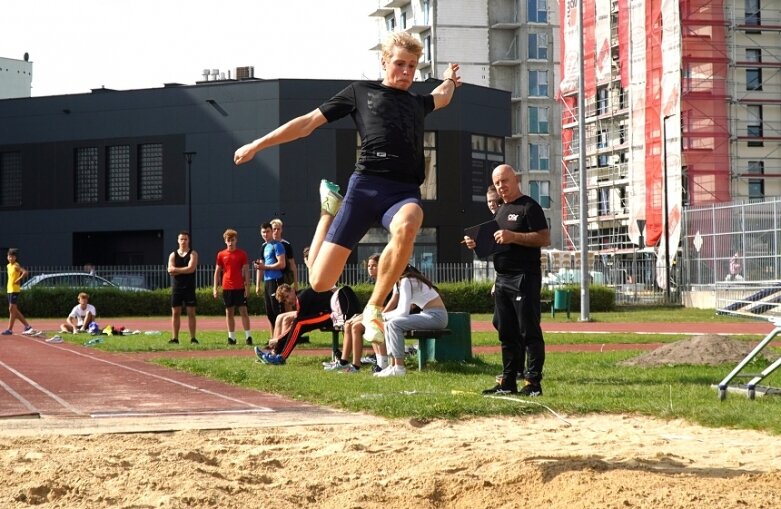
19,316,778,336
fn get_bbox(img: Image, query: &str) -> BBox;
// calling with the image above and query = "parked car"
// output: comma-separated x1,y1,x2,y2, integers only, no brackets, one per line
21,272,149,292
107,274,149,289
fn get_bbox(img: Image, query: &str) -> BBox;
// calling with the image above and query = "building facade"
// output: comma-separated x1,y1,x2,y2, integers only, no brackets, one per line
558,0,781,284
0,55,33,99
0,78,509,267
367,0,563,247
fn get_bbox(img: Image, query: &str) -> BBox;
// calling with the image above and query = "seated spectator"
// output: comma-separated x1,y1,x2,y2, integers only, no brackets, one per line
265,284,303,350
255,283,337,364
60,292,97,334
374,266,448,378
324,253,391,373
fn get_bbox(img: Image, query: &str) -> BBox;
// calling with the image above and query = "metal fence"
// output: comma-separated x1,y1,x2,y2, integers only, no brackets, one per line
22,262,492,291
23,257,670,305
682,198,781,287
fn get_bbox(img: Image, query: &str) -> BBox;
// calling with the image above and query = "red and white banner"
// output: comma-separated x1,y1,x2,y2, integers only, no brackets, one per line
594,0,612,83
559,0,580,96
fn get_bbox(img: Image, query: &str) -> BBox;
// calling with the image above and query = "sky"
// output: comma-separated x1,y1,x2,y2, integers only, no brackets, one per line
3,0,381,97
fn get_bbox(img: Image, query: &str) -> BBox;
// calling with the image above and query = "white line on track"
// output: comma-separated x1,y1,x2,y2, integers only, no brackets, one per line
34,339,273,412
0,359,85,416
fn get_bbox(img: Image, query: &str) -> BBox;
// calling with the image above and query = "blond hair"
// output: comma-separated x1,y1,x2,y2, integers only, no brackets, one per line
275,284,293,303
381,31,423,61
78,292,89,301
223,228,238,240
270,218,283,228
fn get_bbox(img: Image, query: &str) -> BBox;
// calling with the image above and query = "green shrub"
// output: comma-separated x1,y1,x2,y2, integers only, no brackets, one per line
6,281,615,317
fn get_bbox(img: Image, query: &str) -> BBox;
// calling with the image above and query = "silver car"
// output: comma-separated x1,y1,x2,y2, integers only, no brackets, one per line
22,272,148,292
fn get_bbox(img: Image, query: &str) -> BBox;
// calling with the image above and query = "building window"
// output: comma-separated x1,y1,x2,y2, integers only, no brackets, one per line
597,129,609,167
422,0,430,24
596,87,609,115
138,143,163,201
528,32,548,60
357,227,438,269
386,15,395,32
471,134,504,202
746,49,762,90
107,145,131,202
75,147,99,203
528,70,548,97
423,35,431,62
528,0,547,23
746,68,762,90
0,152,22,207
747,160,764,201
745,0,761,26
529,143,549,172
528,106,549,134
420,132,438,200
529,180,551,208
598,188,610,215
400,11,407,29
747,105,763,146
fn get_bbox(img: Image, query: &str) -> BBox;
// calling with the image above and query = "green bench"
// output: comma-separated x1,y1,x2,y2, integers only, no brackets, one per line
322,311,473,370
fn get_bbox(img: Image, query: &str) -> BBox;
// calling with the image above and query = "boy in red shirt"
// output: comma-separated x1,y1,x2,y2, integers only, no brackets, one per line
213,229,253,345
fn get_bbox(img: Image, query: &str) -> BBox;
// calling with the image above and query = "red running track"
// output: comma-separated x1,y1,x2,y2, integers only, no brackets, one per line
1,316,773,423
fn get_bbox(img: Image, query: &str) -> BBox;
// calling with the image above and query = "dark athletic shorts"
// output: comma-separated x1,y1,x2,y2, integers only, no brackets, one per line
222,289,247,308
7,293,19,305
325,173,421,249
171,288,197,308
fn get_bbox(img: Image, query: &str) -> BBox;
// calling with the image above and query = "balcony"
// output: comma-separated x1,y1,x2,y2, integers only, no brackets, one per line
368,7,394,17
383,0,410,7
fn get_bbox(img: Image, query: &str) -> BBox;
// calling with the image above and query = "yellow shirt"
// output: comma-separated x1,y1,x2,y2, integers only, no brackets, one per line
7,262,22,293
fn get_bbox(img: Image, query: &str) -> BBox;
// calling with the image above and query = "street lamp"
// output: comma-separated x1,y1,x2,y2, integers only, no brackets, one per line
662,116,672,303
184,152,196,242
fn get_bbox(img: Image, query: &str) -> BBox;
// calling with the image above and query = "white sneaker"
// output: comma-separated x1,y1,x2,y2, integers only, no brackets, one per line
373,365,406,378
323,360,346,371
21,326,36,336
319,179,343,216
362,306,385,344
46,335,64,344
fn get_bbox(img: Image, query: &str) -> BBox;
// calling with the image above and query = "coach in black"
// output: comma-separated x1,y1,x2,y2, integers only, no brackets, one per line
465,164,550,395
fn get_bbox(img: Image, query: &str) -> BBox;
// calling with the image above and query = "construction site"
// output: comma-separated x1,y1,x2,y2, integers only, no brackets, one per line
555,0,781,302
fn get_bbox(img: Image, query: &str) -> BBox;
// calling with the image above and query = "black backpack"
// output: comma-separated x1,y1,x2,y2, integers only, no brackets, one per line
329,285,362,327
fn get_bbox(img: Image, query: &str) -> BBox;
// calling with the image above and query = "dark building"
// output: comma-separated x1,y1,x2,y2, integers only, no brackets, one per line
0,79,510,267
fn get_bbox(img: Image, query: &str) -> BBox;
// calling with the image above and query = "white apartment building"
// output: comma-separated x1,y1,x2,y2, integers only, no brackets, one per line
367,0,563,247
558,0,781,272
0,55,33,99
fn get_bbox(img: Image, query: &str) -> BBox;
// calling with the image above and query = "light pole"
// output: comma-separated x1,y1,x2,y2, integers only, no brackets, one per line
662,116,672,303
184,152,196,242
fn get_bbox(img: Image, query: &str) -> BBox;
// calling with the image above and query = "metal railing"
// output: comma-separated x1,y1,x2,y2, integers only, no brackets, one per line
23,262,491,290
22,259,674,305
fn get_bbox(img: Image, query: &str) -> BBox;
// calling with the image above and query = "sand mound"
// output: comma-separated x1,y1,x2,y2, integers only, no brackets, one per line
619,334,770,367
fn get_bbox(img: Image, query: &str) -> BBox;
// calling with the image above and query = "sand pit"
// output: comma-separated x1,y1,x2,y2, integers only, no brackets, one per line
2,413,780,508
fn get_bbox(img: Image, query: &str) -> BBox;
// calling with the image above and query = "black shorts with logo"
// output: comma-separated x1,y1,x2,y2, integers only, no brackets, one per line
171,288,197,308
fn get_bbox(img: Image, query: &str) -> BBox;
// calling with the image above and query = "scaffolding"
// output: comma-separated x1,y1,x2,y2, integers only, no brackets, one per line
556,0,780,279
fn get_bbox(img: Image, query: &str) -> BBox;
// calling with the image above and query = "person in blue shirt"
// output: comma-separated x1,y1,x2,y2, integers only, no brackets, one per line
254,222,286,329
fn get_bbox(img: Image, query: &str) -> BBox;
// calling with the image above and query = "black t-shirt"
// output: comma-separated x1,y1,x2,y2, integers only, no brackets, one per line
171,250,195,291
280,239,295,282
493,195,548,275
319,81,435,185
296,288,333,320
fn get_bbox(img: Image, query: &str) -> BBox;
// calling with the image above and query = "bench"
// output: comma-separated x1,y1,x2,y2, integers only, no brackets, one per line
320,311,473,370
404,328,452,370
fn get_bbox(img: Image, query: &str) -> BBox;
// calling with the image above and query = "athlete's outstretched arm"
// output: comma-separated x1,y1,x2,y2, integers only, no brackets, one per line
234,108,328,165
431,63,461,110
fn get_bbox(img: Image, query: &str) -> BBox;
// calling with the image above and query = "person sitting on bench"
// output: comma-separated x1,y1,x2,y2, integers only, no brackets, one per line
374,265,448,378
